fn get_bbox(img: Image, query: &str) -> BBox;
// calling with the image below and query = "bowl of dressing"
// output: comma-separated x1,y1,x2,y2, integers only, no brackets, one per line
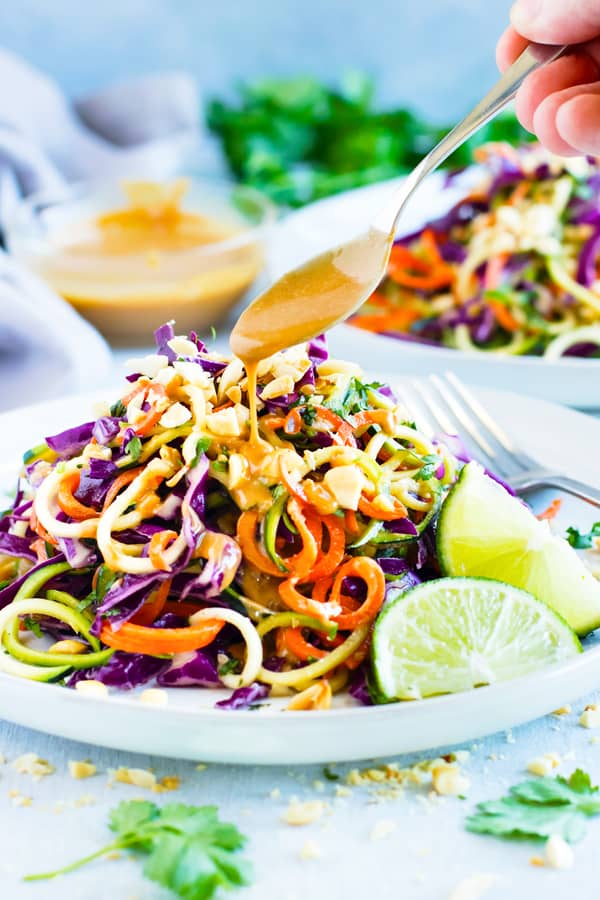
6,176,277,344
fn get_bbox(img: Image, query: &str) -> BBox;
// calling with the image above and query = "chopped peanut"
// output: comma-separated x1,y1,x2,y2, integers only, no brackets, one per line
75,680,109,698
112,767,157,790
12,753,54,778
140,688,168,707
282,800,325,826
580,705,600,729
545,835,574,870
68,760,97,780
431,764,470,797
287,682,332,711
48,639,87,655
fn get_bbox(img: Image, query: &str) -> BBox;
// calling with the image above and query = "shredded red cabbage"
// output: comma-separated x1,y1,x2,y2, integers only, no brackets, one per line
45,422,95,457
215,682,270,710
157,650,220,687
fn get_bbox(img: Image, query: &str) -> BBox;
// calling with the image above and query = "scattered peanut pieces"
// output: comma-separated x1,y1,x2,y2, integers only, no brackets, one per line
431,764,470,797
75,680,109,698
552,705,572,717
140,688,168,707
287,681,332,711
370,819,397,841
449,873,498,900
580,705,600,729
545,834,574,870
12,753,54,779
526,753,561,777
299,839,321,860
281,800,325,826
111,767,157,790
68,760,97,780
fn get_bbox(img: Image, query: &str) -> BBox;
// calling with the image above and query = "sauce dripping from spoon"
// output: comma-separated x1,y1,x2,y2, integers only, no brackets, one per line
230,226,393,443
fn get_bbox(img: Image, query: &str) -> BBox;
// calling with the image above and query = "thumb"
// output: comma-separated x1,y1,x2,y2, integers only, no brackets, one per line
511,0,600,45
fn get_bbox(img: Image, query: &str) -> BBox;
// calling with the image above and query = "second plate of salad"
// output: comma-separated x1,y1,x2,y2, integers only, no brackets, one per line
268,143,600,408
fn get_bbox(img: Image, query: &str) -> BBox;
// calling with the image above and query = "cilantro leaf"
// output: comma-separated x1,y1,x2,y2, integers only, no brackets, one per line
325,377,384,417
26,800,252,900
323,765,340,781
23,616,42,639
414,454,440,482
191,436,211,468
110,400,127,418
566,522,600,549
125,436,143,462
466,769,600,844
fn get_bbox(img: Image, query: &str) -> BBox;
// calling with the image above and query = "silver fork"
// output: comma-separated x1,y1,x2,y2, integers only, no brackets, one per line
400,372,600,508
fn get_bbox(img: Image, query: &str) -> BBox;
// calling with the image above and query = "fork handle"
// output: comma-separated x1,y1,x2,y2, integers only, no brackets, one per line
511,473,600,509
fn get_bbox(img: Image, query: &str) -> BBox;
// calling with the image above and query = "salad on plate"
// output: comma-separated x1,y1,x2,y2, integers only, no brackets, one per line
0,322,598,710
350,143,600,359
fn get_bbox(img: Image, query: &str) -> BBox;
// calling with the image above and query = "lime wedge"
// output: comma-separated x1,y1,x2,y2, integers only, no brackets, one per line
437,462,600,636
371,577,581,701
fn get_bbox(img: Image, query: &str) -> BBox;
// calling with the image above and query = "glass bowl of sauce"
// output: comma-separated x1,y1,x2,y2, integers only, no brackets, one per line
6,177,276,344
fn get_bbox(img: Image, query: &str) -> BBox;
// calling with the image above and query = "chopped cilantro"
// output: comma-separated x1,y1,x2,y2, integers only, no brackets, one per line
110,400,127,418
414,454,440,481
191,436,211,468
300,405,317,427
566,522,600,549
466,769,600,843
25,799,252,899
323,766,340,781
125,436,142,462
218,657,242,677
325,377,384,418
23,616,42,639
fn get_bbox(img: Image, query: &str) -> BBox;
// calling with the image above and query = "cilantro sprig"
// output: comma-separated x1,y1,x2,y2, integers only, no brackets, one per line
566,522,600,550
466,769,600,843
25,800,252,899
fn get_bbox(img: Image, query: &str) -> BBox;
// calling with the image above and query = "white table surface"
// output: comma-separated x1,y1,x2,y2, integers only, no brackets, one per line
2,340,600,900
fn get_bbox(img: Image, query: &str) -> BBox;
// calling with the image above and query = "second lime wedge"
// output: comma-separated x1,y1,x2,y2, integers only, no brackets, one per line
437,462,600,636
371,576,581,701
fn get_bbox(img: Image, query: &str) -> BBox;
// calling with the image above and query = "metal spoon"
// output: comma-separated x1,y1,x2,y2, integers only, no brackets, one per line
230,42,566,363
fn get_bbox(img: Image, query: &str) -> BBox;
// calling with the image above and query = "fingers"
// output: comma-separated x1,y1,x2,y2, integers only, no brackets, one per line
557,92,600,153
496,26,529,72
533,82,600,154
514,52,600,132
510,0,600,45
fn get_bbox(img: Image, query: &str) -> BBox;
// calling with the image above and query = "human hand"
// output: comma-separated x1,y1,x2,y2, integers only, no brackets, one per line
497,0,600,155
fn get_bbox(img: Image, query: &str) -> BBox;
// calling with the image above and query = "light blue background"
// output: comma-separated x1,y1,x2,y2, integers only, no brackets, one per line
0,0,510,120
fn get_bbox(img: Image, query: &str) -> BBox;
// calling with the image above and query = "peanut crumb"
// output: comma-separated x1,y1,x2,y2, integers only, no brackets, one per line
282,800,325,826
545,834,574,870
153,775,180,793
68,760,97,780
527,753,561,777
530,856,545,868
312,780,325,793
12,753,54,779
299,839,321,860
74,794,96,808
552,705,572,717
269,788,281,800
370,819,397,841
580,705,600,729
431,763,470,797
449,873,498,900
505,730,516,744
112,767,157,790
75,680,109,698
12,794,32,808
335,785,352,798
140,688,168,707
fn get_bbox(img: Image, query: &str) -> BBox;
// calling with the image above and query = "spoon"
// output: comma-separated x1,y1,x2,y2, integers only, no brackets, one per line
230,42,566,364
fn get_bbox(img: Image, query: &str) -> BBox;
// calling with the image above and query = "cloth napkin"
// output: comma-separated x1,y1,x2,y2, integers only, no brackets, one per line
0,50,204,411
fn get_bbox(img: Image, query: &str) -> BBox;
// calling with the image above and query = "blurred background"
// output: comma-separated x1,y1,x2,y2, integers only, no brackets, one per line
1,0,507,121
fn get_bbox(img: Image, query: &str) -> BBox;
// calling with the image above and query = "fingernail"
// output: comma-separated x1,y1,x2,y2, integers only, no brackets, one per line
510,0,542,27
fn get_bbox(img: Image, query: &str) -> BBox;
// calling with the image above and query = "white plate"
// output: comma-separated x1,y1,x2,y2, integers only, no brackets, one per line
268,174,600,409
0,387,599,764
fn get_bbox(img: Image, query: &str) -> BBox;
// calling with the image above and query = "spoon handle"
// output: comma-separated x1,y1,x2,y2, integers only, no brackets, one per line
372,42,567,234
